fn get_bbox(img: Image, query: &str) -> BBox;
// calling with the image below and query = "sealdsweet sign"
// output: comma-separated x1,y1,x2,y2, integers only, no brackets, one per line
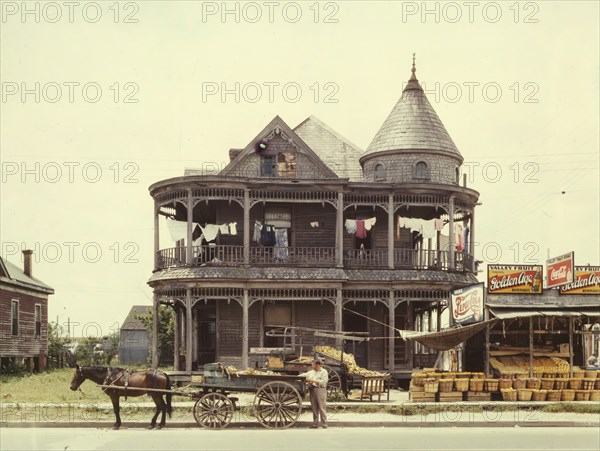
487,265,543,294
559,266,600,295
451,283,484,325
546,252,575,289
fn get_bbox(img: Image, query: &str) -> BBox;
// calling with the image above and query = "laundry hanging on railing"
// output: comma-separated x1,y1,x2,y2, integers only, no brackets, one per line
397,216,437,239
455,223,464,252
345,217,376,236
274,228,289,261
200,224,220,242
260,223,276,246
464,225,470,253
253,221,262,242
166,219,188,241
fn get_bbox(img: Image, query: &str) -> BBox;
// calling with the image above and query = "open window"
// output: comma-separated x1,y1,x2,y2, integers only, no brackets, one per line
260,152,297,178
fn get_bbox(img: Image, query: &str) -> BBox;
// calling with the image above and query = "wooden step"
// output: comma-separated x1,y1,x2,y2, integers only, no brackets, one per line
437,392,464,402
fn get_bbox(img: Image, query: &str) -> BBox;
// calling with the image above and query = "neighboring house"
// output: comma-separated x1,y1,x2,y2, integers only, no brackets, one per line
148,63,480,382
119,305,151,365
0,250,54,372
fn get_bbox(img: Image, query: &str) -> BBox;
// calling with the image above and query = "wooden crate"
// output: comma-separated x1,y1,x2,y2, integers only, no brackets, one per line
437,392,464,402
409,392,436,402
465,391,491,402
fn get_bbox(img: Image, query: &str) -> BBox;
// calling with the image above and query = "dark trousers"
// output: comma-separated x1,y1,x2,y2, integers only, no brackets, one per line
309,387,327,425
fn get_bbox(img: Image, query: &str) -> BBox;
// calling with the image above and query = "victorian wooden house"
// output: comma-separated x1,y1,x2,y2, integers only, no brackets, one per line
0,251,54,372
148,64,480,382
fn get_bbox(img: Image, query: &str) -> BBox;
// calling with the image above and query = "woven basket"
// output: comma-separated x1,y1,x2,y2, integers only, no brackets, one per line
543,372,557,379
439,379,454,393
569,378,583,390
546,390,561,401
526,378,541,389
514,372,528,380
590,391,600,401
582,379,596,390
540,379,555,390
595,379,600,390
498,378,512,390
554,379,568,390
575,390,591,401
532,371,544,379
584,370,598,379
424,379,439,393
513,379,527,390
500,372,514,379
412,376,426,387
470,378,484,392
484,379,499,392
517,389,533,401
572,370,585,379
471,372,485,379
454,378,469,392
561,390,576,402
531,389,547,401
501,389,517,401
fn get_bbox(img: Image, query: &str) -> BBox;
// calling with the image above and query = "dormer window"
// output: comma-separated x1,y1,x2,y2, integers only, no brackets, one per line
414,161,429,180
374,164,386,181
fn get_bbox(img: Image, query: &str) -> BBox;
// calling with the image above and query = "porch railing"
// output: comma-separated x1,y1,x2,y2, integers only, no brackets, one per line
156,246,474,272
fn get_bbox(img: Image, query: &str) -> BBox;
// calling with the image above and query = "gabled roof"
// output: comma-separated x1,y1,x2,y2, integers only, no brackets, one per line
294,116,363,180
121,305,151,331
0,257,54,294
220,115,339,179
363,65,461,162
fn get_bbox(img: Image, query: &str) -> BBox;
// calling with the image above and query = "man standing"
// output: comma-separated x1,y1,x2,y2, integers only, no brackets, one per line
300,359,329,428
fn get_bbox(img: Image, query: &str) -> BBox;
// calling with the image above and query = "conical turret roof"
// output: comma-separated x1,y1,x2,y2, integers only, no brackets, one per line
363,58,461,161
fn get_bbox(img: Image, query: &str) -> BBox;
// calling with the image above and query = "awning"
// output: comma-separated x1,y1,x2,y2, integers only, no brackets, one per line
398,319,497,351
489,308,600,319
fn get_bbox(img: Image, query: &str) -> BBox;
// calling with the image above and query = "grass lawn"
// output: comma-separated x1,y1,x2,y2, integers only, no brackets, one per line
0,366,171,403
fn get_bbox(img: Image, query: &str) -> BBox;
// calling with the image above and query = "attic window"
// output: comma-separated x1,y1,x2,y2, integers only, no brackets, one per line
374,164,386,181
260,152,297,178
414,161,429,180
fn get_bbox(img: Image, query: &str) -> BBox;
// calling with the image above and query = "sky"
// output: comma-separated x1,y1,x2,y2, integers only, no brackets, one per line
1,1,599,337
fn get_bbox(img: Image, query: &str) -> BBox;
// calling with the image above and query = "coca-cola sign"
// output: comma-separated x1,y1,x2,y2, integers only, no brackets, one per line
546,252,574,289
451,283,484,325
560,266,600,295
487,265,543,294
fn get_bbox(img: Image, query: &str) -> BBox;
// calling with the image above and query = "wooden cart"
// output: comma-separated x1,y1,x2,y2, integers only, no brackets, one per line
190,362,307,429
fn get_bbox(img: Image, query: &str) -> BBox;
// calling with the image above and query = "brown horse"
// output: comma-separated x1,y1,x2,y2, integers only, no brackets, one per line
70,365,172,429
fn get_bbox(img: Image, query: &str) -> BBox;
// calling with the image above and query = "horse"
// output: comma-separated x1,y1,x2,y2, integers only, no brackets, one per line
70,365,172,429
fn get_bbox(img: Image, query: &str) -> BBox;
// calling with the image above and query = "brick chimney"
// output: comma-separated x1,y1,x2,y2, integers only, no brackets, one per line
23,249,33,277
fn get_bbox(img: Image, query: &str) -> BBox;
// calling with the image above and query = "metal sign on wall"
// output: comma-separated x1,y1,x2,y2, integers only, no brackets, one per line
546,252,575,289
559,266,600,295
487,265,543,294
451,283,484,325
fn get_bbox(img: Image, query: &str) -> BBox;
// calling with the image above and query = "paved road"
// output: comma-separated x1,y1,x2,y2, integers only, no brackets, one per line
1,427,599,450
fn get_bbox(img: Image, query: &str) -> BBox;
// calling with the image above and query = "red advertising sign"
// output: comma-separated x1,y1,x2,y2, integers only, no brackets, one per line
559,266,600,295
487,265,543,294
546,252,575,289
451,283,484,325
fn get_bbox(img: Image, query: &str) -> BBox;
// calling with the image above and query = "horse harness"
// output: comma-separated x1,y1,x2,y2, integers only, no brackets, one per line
103,368,134,399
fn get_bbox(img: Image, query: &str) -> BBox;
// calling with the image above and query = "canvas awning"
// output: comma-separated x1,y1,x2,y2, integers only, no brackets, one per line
398,319,497,351
489,308,600,319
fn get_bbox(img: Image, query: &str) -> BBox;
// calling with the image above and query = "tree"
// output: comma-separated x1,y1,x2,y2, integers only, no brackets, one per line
104,331,120,365
136,306,174,366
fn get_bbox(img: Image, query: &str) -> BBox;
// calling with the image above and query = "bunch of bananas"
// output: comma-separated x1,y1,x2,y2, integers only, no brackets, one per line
225,365,280,376
314,345,389,377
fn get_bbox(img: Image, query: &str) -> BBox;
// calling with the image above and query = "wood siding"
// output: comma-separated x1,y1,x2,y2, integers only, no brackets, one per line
0,287,48,357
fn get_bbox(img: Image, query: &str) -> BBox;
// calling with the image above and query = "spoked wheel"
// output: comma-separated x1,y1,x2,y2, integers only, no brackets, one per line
254,381,302,429
323,365,345,399
193,393,234,429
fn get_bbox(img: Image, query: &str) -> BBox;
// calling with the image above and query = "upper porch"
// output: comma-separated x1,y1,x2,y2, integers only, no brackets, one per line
150,177,480,274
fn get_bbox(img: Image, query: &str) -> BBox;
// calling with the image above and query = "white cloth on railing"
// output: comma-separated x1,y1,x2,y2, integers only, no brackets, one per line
200,224,220,242
274,228,289,262
345,219,357,234
364,217,377,231
229,222,238,235
219,224,229,235
253,221,262,242
166,219,188,241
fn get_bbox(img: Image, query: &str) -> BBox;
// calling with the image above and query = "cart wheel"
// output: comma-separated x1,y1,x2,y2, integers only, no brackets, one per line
254,381,302,429
323,366,345,398
193,393,234,429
